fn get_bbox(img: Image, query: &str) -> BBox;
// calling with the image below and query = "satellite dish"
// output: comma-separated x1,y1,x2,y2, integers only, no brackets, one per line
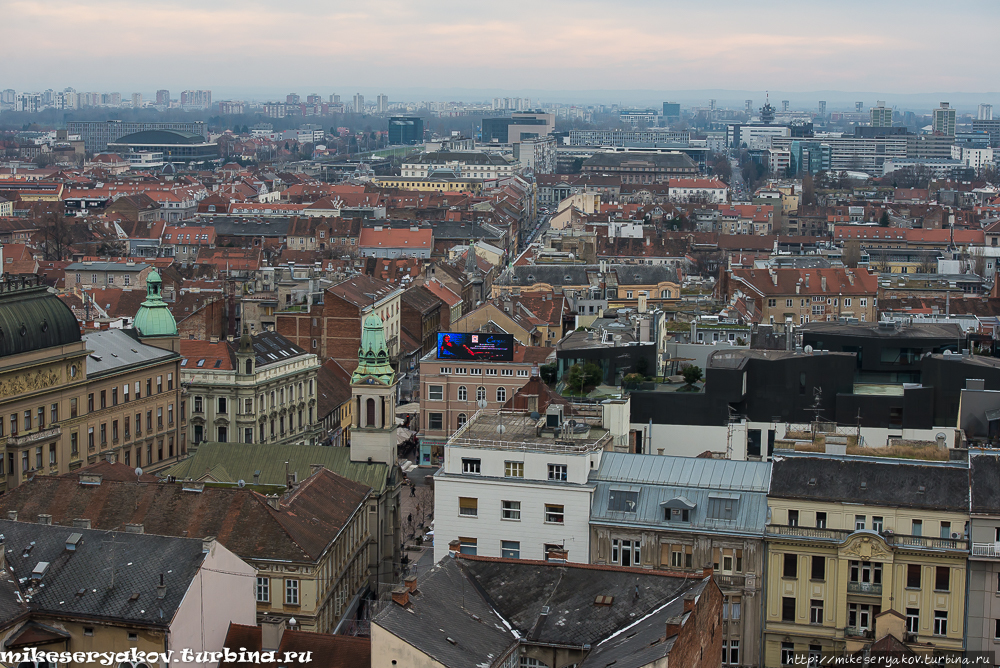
530,412,540,420
568,420,577,428
477,399,488,409
804,345,813,354
134,467,143,478
496,424,506,435
237,479,246,488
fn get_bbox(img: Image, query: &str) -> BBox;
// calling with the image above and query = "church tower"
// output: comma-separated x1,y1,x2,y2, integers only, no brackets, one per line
134,271,179,352
350,312,398,465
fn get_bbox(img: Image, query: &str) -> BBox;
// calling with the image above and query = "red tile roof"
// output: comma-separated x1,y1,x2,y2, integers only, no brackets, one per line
359,226,433,250
729,267,879,298
221,624,370,668
180,339,234,370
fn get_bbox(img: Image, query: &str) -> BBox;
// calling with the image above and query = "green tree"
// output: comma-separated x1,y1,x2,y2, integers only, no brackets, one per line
567,362,603,394
682,365,703,386
635,356,649,377
879,211,890,227
540,362,557,384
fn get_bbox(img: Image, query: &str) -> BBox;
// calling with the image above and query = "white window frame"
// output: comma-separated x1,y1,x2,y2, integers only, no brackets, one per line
285,579,299,605
256,576,269,602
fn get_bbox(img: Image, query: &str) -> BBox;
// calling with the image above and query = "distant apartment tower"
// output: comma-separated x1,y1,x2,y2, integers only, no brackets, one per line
870,101,892,127
353,93,364,113
131,93,142,109
979,103,993,121
1,89,15,106
388,116,424,145
855,101,863,112
180,90,212,109
156,89,170,105
781,100,789,112
329,93,341,105
286,93,300,105
376,94,388,113
662,102,680,120
306,93,322,105
933,102,957,136
972,119,1000,148
818,100,827,114
217,101,245,115
745,99,753,113
709,99,717,111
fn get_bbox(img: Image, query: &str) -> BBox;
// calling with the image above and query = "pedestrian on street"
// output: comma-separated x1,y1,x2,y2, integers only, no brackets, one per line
410,484,416,497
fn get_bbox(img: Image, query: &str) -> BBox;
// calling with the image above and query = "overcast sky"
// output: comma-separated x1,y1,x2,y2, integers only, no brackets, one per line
5,0,999,102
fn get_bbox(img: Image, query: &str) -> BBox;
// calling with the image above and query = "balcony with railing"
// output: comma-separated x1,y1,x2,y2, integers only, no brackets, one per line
766,525,852,542
7,426,61,448
715,574,748,588
845,627,874,639
972,542,1000,559
887,534,968,552
767,525,969,552
847,581,882,595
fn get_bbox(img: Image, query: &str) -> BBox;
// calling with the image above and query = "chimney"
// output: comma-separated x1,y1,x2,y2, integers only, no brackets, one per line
73,518,91,529
38,514,52,525
804,274,810,288
683,592,697,613
6,511,16,522
702,564,714,578
261,617,287,651
404,575,417,593
664,616,683,638
156,573,166,599
202,537,214,553
391,586,410,607
309,463,323,477
267,495,281,511
125,523,144,534
448,539,461,558
253,470,261,485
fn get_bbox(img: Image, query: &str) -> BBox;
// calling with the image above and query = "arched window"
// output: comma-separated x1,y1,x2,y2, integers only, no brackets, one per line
458,386,468,401
366,398,376,427
476,386,486,402
245,359,253,374
457,413,467,429
496,387,507,403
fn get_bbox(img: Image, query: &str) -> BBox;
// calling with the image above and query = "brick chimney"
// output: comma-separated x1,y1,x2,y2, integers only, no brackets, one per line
391,586,410,607
404,575,417,593
683,592,697,613
664,616,683,638
702,565,714,578
545,547,568,562
448,540,461,558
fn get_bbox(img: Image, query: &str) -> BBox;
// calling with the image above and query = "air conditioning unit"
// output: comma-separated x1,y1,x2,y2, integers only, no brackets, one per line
951,532,961,540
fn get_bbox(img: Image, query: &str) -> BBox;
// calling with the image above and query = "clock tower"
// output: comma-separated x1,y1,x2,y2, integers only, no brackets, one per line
349,313,398,465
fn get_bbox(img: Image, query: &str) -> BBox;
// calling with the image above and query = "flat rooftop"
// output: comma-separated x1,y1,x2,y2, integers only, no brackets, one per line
448,410,610,453
800,321,965,339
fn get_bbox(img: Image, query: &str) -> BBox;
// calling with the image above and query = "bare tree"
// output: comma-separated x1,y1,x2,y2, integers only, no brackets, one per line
970,246,988,277
841,240,861,268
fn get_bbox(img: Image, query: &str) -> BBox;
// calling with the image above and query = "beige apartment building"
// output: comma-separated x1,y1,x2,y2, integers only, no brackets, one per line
764,453,969,666
0,276,184,493
417,344,553,466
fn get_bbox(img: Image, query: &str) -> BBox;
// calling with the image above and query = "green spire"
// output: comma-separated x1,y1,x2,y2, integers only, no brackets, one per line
134,271,178,337
351,312,395,384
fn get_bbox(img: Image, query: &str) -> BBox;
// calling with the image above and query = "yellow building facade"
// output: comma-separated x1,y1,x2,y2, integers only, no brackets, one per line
764,455,969,666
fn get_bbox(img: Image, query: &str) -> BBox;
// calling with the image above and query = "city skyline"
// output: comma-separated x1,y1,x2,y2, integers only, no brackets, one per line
6,0,1000,98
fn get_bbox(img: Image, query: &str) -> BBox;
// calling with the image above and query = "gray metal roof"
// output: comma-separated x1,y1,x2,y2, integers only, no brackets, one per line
501,264,678,287
82,329,177,376
66,262,149,272
592,452,771,491
589,453,771,535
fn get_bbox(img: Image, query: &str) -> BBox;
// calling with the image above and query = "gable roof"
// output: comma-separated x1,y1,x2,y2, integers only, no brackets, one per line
221,624,371,668
161,441,392,494
0,468,370,563
769,453,969,512
0,518,207,628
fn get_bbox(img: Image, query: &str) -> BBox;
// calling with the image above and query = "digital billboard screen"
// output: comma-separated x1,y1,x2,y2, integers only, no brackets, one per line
436,332,514,361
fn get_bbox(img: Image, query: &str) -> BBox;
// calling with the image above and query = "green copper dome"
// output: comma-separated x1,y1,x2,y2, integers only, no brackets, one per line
134,271,178,337
351,312,395,384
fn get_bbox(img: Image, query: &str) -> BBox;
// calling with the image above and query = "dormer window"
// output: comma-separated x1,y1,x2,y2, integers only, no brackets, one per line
608,489,639,513
662,496,695,522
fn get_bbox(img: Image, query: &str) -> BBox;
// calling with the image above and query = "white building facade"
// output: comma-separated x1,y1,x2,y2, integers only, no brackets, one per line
433,402,630,563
